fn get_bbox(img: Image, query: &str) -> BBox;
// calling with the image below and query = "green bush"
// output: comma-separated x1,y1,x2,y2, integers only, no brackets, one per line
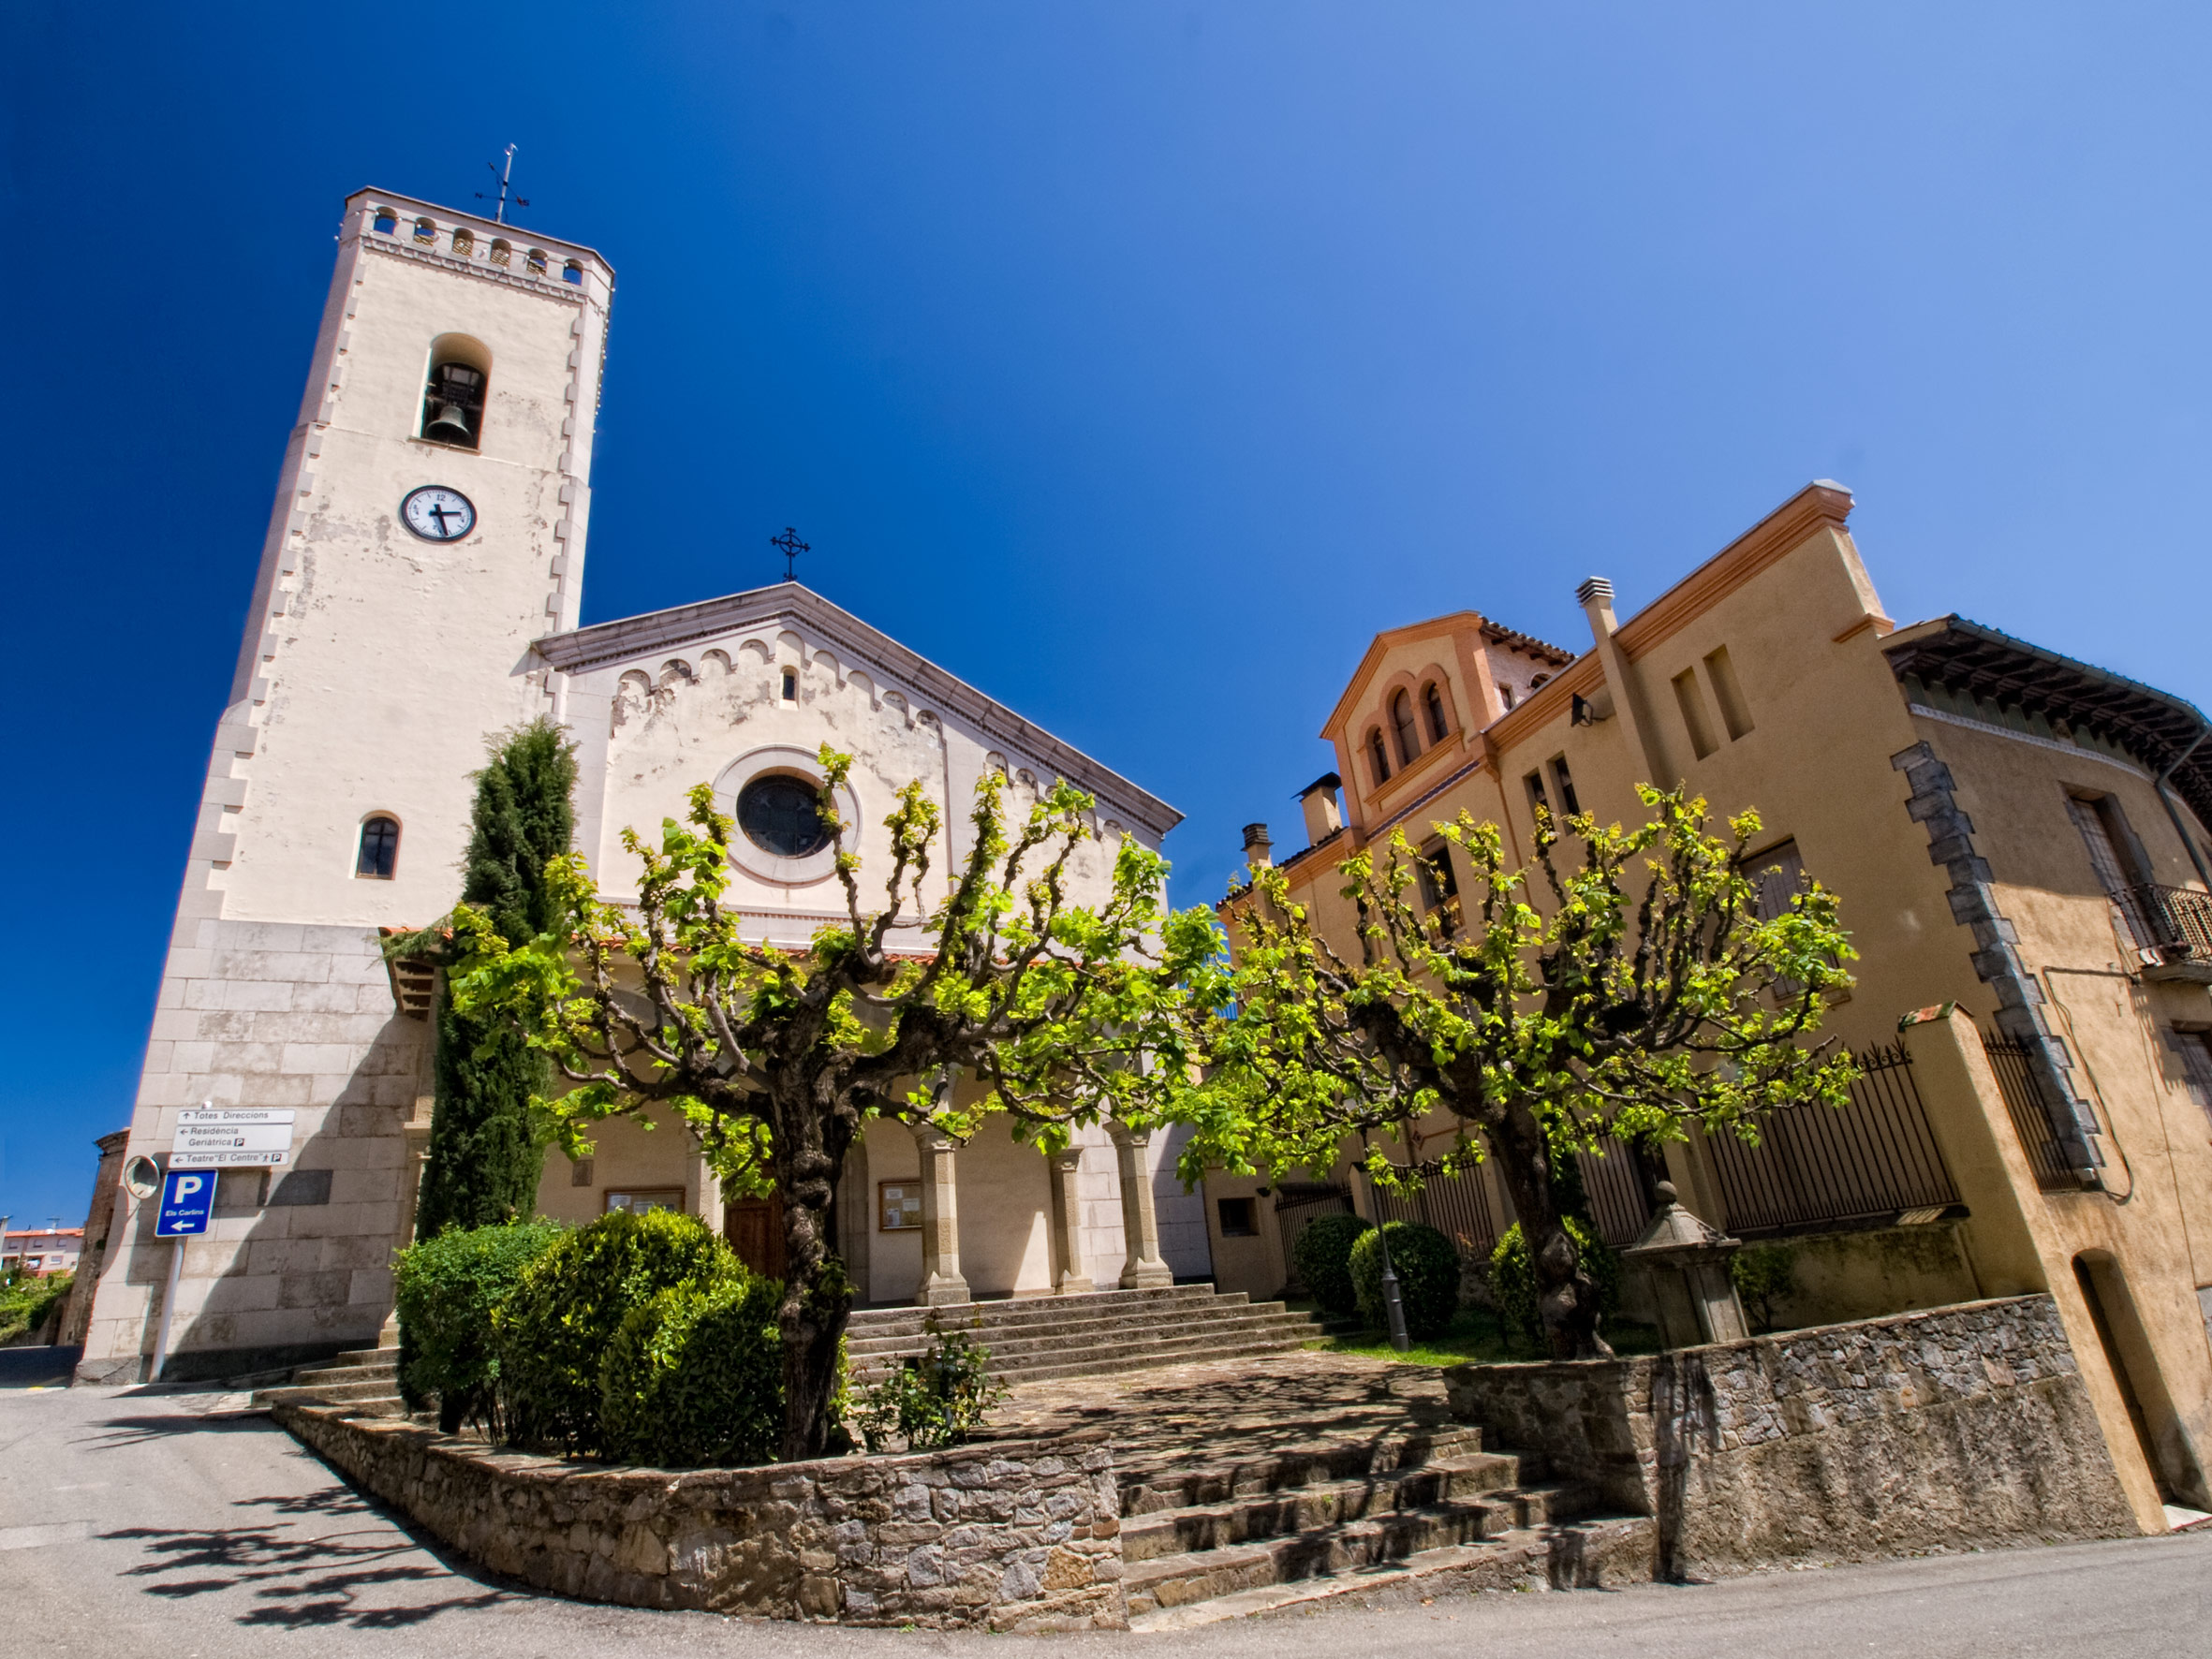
1348,1221,1461,1339
393,1220,563,1433
0,1270,74,1345
1489,1217,1619,1346
853,1326,1007,1452
1731,1243,1798,1335
495,1209,730,1455
600,1268,787,1468
1292,1213,1373,1316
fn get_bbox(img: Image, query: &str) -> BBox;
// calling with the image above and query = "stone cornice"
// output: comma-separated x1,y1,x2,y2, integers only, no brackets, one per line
535,582,1183,838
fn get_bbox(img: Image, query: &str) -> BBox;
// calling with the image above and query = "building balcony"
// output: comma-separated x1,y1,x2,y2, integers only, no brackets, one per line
2122,883,2212,983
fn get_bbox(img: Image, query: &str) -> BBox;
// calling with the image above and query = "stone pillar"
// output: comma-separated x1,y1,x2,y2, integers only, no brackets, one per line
911,1124,971,1307
686,1138,723,1237
1107,1123,1174,1290
1047,1148,1096,1296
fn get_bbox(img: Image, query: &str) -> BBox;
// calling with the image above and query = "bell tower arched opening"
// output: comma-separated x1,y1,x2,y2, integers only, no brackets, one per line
419,332,492,450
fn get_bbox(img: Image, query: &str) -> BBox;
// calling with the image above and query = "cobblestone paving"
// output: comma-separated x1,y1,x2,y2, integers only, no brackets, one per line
980,1350,1457,1485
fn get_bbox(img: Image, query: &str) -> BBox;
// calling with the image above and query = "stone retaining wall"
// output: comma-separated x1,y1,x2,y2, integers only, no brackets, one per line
1443,1295,2136,1578
274,1405,1126,1630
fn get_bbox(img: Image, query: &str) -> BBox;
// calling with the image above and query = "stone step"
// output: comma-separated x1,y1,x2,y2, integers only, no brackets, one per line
846,1309,1318,1372
1123,1497,1512,1614
253,1380,407,1413
332,1345,398,1367
1121,1456,1547,1564
840,1299,1276,1357
1118,1430,1499,1516
1126,1517,1659,1632
847,1285,1237,1339
984,1336,1321,1387
851,1322,1318,1386
288,1361,398,1387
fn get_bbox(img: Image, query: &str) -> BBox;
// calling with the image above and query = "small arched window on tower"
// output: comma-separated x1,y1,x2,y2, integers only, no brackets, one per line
562,259,583,286
451,228,474,257
412,215,437,245
1391,691,1422,767
489,237,511,266
524,247,549,275
357,815,401,880
420,333,492,450
1367,728,1392,786
1423,681,1451,744
372,206,398,236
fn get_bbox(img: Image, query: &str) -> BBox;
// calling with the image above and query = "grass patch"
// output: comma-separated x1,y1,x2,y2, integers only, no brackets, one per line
1306,1303,1663,1366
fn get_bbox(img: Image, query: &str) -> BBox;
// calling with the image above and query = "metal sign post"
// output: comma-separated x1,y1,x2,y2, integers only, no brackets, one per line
149,1169,215,1383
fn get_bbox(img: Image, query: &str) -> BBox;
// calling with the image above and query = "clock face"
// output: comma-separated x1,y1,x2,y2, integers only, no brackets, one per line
400,485,477,542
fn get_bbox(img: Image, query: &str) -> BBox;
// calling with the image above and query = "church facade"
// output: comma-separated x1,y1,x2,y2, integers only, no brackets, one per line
77,191,1202,1384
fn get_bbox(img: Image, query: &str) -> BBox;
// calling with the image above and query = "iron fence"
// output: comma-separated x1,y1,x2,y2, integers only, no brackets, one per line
1696,1042,1958,1235
1576,1140,1658,1247
1979,1030,2080,1192
1272,1183,1353,1291
1371,1166,1500,1257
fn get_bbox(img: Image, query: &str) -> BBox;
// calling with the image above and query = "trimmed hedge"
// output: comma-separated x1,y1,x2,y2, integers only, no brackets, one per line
600,1269,786,1468
1348,1221,1460,1339
1291,1213,1372,1315
1489,1217,1620,1345
494,1209,730,1456
393,1220,564,1433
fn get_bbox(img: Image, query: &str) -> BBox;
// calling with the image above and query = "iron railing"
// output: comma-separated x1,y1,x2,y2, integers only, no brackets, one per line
1979,1030,2081,1192
1696,1043,1958,1236
1372,1166,1499,1257
1576,1140,1659,1247
1272,1183,1353,1291
2119,882,2212,966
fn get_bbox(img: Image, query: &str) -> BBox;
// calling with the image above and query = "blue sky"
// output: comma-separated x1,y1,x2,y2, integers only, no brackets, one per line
4,4,2208,1224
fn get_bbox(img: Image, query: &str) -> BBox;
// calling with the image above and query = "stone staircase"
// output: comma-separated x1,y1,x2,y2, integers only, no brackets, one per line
252,1328,405,1417
846,1285,1322,1386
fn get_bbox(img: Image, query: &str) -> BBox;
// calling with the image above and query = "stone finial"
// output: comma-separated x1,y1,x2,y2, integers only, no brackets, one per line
1623,1179,1750,1348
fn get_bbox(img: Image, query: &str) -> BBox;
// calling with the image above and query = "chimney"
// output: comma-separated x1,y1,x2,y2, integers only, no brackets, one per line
1241,823,1274,869
1297,773,1343,844
1576,576,1617,641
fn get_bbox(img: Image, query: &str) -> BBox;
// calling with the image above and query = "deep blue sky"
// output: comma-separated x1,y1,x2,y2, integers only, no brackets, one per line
5,5,2209,1223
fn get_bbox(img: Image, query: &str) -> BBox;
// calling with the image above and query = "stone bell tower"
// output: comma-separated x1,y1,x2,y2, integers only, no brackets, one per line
77,191,615,1382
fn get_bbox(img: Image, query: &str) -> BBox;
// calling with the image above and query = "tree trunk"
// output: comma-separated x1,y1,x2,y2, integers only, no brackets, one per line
1490,1100,1613,1359
773,1098,856,1462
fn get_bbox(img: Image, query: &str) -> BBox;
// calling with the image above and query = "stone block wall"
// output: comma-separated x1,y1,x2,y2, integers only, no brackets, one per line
77,918,426,1384
1444,1295,2137,1578
275,1406,1126,1630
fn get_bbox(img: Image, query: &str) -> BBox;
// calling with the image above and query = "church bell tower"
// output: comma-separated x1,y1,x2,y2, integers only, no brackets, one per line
77,192,614,1382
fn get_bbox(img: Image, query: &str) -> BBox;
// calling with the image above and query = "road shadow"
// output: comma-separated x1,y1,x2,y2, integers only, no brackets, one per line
0,1344,80,1388
103,1480,514,1628
78,1410,276,1449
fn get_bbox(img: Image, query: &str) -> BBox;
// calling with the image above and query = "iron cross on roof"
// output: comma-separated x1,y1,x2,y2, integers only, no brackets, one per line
771,526,809,582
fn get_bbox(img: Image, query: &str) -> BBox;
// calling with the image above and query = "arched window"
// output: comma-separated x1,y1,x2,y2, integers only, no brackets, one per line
412,215,436,245
489,237,512,266
1367,728,1391,786
1423,681,1451,743
420,332,492,449
371,206,398,236
451,228,474,257
524,247,549,275
1391,691,1422,766
357,815,400,879
562,259,583,286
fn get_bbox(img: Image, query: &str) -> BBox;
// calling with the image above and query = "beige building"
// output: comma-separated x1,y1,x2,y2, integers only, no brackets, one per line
79,191,1203,1385
1212,482,2212,1534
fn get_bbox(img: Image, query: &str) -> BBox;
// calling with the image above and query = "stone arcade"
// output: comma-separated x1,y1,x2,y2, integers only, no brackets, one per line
77,190,1206,1384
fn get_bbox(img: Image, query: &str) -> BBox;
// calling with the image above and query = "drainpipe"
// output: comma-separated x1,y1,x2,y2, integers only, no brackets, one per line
2153,725,2212,890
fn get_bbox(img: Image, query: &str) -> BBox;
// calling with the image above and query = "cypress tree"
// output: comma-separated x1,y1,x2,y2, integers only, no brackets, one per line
414,719,578,1239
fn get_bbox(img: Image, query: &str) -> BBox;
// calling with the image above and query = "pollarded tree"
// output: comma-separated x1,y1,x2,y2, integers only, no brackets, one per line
1182,787,1856,1358
412,720,579,1239
449,748,1214,1460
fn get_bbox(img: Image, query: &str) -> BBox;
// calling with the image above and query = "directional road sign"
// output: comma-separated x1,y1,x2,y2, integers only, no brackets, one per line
170,1108,296,1169
155,1170,214,1237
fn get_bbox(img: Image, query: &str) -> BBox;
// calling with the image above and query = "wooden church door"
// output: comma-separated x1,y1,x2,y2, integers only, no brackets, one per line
726,1195,787,1279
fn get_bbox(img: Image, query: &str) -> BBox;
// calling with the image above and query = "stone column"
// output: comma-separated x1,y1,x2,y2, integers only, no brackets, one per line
1106,1123,1174,1290
686,1138,723,1237
1047,1148,1096,1296
910,1124,971,1307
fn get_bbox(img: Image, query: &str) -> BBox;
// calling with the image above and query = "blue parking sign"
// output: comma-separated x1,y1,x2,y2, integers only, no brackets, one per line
156,1169,214,1237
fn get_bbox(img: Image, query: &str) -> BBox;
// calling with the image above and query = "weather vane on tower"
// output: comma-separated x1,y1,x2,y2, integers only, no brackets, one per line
771,526,809,582
476,144,530,225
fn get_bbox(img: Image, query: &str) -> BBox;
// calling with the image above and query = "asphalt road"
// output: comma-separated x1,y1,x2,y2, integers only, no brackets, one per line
5,1362,2209,1659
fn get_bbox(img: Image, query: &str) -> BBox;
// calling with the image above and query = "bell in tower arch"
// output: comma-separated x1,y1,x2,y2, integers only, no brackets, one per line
421,360,485,448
